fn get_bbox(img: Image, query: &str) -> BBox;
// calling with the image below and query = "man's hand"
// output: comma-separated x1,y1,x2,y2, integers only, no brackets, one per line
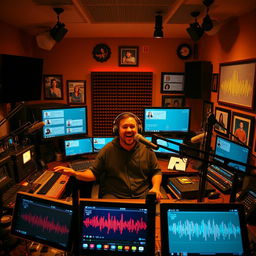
148,187,162,201
53,166,76,177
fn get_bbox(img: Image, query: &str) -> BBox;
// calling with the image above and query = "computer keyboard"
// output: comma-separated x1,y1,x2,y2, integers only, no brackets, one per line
37,172,62,195
69,160,95,171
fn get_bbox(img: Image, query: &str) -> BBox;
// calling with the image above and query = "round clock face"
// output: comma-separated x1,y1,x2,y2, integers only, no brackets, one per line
92,44,111,62
176,44,192,59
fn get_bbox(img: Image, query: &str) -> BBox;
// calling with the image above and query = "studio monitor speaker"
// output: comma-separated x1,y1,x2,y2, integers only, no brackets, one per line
184,61,212,99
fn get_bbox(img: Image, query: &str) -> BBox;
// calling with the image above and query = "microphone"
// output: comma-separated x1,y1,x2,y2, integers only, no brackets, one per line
190,132,207,144
134,134,159,150
25,121,45,135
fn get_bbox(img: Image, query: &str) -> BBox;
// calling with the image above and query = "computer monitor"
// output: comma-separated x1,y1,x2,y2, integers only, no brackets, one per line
160,203,250,256
41,106,87,139
79,199,154,256
93,137,114,152
154,137,183,156
11,192,74,251
143,107,191,134
64,138,94,158
214,136,250,173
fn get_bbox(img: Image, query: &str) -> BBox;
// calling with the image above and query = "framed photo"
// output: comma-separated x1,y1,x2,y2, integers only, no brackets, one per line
211,73,219,92
214,107,231,137
218,59,256,110
44,74,63,100
231,112,255,147
162,95,185,107
67,80,86,104
119,46,138,66
161,72,184,93
201,101,214,129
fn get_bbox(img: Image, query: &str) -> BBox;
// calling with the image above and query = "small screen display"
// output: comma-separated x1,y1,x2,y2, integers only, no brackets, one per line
23,150,31,164
214,136,249,172
64,138,93,157
93,137,114,152
11,192,74,251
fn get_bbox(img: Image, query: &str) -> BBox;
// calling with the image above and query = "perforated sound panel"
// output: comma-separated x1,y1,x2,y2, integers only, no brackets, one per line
91,72,153,136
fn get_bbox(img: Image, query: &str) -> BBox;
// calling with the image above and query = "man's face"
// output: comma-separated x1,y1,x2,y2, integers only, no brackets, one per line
119,117,138,149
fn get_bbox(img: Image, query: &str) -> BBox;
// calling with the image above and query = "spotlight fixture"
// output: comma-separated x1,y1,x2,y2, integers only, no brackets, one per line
202,0,214,31
186,11,204,41
50,8,68,42
153,13,164,38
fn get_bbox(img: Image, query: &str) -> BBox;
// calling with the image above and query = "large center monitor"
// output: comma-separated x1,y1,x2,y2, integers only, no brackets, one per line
160,203,250,256
79,200,154,256
214,136,250,173
11,192,74,252
41,106,87,139
143,107,191,134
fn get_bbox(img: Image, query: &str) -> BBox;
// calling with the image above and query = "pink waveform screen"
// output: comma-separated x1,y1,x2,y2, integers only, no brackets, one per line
83,213,147,234
21,213,69,235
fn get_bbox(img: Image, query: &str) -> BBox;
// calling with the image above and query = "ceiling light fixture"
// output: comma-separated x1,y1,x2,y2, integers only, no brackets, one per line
202,0,214,31
186,11,204,41
153,13,164,38
50,7,68,42
36,7,68,50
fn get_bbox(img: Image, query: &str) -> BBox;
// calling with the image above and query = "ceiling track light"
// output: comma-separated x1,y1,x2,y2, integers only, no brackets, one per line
50,7,68,42
153,13,164,38
186,11,204,41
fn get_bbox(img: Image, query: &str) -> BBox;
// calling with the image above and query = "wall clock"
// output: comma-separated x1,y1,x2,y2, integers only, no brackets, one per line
92,43,111,62
176,44,192,60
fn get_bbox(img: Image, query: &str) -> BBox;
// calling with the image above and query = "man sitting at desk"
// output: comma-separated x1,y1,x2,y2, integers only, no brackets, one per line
54,112,162,200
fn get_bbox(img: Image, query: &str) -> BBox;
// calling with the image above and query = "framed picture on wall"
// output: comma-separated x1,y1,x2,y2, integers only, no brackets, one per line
162,95,185,107
43,74,63,100
67,80,86,104
201,101,214,129
214,107,231,137
231,112,254,147
161,72,185,93
119,46,138,66
218,59,256,110
211,73,219,92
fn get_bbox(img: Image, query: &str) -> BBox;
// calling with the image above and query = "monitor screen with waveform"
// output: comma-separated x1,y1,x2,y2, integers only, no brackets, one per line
160,203,250,256
11,192,74,252
79,200,154,256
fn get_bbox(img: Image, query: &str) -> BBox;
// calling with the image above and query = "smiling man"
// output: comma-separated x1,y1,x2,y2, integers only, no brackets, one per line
54,112,162,200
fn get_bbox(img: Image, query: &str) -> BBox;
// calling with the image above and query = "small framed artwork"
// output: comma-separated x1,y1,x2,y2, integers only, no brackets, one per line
214,107,231,137
218,59,256,110
211,73,219,92
161,72,185,93
44,74,63,100
119,46,138,66
92,43,111,63
162,95,185,107
201,101,214,129
231,112,255,147
67,80,86,104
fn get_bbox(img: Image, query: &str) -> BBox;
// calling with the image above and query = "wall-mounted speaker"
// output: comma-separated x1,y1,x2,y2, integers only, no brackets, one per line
184,61,212,99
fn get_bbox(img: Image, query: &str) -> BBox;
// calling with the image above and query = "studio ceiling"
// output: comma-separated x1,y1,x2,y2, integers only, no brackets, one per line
0,0,255,38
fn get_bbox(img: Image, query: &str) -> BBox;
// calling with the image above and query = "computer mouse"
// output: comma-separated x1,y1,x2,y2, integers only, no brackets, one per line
208,191,220,199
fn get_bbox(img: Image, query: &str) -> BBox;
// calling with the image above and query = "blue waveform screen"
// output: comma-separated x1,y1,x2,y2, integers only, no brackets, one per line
167,210,244,255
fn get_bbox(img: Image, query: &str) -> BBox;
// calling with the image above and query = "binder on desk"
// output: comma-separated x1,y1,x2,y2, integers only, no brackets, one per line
168,156,187,171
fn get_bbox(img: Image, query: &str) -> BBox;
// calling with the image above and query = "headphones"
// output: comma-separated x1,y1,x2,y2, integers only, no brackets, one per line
113,112,142,136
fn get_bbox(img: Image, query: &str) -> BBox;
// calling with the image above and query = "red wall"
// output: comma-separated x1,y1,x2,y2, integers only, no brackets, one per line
0,9,255,162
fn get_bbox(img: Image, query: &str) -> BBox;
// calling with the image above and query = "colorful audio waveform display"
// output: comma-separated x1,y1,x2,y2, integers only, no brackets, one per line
83,213,147,235
169,219,241,241
21,213,69,235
